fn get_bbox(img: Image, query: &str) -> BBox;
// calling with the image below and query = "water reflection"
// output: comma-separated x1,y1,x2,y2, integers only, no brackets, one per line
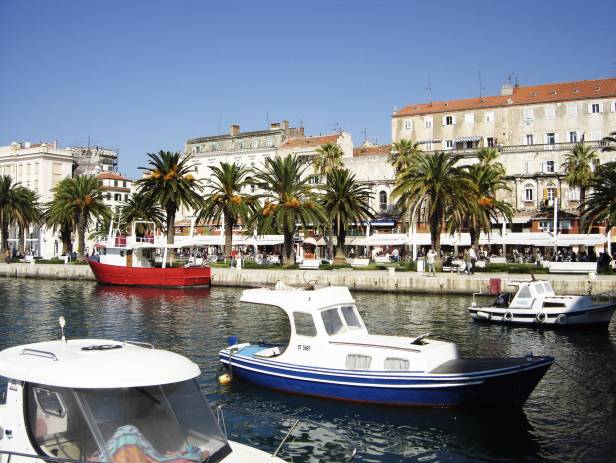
0,278,614,462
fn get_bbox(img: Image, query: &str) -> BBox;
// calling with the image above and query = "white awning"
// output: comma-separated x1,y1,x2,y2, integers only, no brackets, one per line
551,234,607,246
453,135,481,142
364,233,408,246
503,233,552,246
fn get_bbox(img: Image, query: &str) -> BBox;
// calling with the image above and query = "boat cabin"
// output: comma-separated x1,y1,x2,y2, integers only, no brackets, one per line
0,340,231,463
491,280,590,311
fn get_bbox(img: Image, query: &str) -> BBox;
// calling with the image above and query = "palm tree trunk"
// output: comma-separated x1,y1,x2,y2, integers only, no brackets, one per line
18,224,25,255
579,186,587,253
166,206,176,262
430,211,442,267
334,224,346,265
224,212,233,259
1,214,8,251
469,226,478,253
77,211,87,258
283,228,294,266
327,223,334,261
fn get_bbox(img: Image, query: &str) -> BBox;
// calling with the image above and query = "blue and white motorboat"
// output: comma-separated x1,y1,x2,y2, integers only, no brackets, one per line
219,285,553,407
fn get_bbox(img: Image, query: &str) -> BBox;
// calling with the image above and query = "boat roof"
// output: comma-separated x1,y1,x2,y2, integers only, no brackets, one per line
240,286,355,312
506,279,549,287
0,339,200,388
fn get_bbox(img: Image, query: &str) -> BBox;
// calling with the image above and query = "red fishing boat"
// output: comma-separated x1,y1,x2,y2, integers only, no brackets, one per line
88,221,212,288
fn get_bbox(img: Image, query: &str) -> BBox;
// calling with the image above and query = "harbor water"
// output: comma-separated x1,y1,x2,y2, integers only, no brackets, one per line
0,278,615,462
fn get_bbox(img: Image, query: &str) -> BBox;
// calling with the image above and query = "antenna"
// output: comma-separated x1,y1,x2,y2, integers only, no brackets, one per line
361,128,368,143
266,111,270,129
217,115,222,134
426,77,432,105
478,71,485,98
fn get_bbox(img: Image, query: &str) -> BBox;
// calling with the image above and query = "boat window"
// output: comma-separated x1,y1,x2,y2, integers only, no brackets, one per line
33,387,66,417
26,380,230,463
294,311,317,337
517,286,532,299
535,284,545,295
543,282,554,294
345,354,372,370
384,357,410,371
321,308,345,335
341,305,362,330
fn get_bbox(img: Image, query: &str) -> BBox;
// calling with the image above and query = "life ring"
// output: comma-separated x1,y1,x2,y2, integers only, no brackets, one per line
503,311,513,322
536,312,547,323
555,314,567,325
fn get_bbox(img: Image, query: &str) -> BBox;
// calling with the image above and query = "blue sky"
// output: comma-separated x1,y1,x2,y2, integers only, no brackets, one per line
1,0,615,178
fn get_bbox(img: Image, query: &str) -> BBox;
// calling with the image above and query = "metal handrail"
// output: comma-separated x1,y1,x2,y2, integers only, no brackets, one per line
20,349,58,361
0,449,91,463
123,340,155,349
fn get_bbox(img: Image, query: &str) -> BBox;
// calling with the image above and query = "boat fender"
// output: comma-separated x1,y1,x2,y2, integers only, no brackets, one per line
555,314,567,325
503,311,513,322
218,373,232,385
536,312,547,323
476,311,491,320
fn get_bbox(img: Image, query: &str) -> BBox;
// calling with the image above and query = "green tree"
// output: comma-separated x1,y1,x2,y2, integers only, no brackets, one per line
389,139,422,173
392,152,474,263
118,191,165,238
462,163,514,251
563,143,598,208
11,186,41,254
580,162,616,246
476,147,505,175
48,176,110,258
602,131,616,152
197,162,256,259
136,151,203,248
322,169,374,263
248,155,326,266
0,176,41,252
314,142,345,260
43,182,75,256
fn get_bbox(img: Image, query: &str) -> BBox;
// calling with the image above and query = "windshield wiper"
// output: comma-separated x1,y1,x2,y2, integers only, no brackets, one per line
136,387,161,404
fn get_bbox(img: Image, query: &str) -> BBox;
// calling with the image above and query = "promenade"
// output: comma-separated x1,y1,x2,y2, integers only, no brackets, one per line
1,262,615,296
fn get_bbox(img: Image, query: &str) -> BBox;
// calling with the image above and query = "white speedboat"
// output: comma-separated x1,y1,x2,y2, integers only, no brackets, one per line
219,285,553,407
468,279,616,328
0,325,285,463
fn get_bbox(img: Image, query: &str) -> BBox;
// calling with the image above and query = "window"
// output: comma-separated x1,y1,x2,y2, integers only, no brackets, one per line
265,137,273,147
345,354,371,370
590,103,601,114
294,312,317,336
404,119,412,130
251,140,258,148
211,143,219,151
525,160,530,174
341,306,361,329
464,113,474,124
567,103,578,117
384,358,410,371
114,193,121,201
106,193,111,200
445,140,453,149
484,111,494,123
523,108,534,121
424,117,433,128
524,185,534,202
545,160,555,173
424,141,433,151
612,101,616,113
124,194,129,201
545,105,555,119
113,180,118,187
546,133,556,145
379,190,387,211
444,115,454,126
123,181,127,187
569,131,577,143
591,129,601,141
487,137,494,147
568,188,580,202
517,286,532,299
465,141,474,149
321,308,345,335
526,134,534,145
546,187,556,201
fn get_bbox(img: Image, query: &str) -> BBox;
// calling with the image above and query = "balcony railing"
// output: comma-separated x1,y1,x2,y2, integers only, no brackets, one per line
420,140,612,157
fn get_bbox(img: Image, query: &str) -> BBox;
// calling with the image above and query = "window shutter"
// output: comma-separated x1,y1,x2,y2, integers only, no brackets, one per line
541,161,546,172
543,188,548,200
554,133,559,143
588,103,593,114
452,115,456,125
442,116,446,126
599,103,604,113
612,102,616,113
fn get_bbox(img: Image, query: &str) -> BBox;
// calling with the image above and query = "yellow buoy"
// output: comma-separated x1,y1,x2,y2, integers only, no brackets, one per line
218,373,232,385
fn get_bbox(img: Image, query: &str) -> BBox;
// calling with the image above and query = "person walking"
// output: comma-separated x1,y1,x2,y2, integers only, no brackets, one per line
426,248,437,276
463,249,472,275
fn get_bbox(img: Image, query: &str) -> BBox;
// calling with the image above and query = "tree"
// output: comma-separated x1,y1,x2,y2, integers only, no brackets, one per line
136,151,203,248
389,139,422,173
580,162,616,243
313,142,344,260
602,131,616,152
322,169,374,263
197,162,256,259
476,147,505,175
462,163,514,251
11,186,41,254
563,143,597,208
0,176,40,253
0,175,20,251
392,152,474,263
248,155,326,266
44,182,75,256
48,176,110,258
118,191,165,237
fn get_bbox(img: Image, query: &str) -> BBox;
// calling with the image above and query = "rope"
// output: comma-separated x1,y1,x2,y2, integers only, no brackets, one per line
553,361,616,394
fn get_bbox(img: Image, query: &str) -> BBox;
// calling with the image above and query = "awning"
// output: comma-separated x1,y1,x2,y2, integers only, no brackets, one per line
303,237,317,246
502,233,552,246
551,234,607,246
417,139,441,145
453,136,481,143
370,220,395,227
364,233,408,246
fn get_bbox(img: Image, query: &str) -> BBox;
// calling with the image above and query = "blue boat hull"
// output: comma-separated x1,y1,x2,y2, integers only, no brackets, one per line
219,352,553,407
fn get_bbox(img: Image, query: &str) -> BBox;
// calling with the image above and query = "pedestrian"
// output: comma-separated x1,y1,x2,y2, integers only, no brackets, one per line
426,248,437,276
463,249,472,275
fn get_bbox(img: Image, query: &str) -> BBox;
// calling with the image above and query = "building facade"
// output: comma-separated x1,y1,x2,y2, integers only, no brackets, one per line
72,146,118,175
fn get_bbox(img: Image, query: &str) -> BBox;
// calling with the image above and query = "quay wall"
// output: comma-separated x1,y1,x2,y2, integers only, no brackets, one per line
1,263,616,296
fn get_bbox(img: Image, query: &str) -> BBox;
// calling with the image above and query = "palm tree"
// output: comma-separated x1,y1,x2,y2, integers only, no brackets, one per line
392,152,474,263
462,163,514,251
476,147,505,175
581,162,616,241
49,176,110,258
389,139,422,173
10,186,41,255
136,151,203,247
602,131,616,152
563,144,598,236
0,175,21,251
44,183,75,256
197,162,256,259
322,169,374,263
118,192,165,238
248,155,326,266
314,142,345,260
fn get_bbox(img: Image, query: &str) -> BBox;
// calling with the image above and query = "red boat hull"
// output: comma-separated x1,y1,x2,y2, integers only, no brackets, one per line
88,259,212,287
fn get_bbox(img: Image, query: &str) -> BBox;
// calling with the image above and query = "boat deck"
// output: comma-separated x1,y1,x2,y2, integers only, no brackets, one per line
429,357,551,374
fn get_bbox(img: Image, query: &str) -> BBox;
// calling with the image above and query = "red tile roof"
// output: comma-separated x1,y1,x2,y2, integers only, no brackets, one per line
353,144,392,157
98,172,130,181
395,78,616,117
281,134,340,149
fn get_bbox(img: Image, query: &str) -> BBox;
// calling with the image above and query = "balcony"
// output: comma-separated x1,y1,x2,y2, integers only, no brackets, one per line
422,140,612,157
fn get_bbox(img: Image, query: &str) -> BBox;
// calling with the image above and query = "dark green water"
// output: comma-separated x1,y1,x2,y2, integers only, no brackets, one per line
0,278,615,462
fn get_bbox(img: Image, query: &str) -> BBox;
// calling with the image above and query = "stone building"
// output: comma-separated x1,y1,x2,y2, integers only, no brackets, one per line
72,146,118,175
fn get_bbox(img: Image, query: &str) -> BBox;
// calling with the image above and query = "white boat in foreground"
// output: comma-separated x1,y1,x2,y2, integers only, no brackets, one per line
468,279,616,329
0,326,285,463
219,285,552,407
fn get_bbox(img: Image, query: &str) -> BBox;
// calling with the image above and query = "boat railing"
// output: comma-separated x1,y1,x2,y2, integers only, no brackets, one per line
124,340,155,349
215,404,358,462
20,348,58,361
0,449,92,463
591,291,616,304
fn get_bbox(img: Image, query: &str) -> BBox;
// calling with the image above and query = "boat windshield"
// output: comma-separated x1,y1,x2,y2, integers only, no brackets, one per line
25,380,231,463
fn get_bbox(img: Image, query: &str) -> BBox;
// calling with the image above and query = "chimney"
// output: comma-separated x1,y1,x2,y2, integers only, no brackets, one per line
270,122,281,130
501,84,513,96
281,120,289,131
24,141,31,149
53,139,58,148
230,124,240,136
299,126,305,136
